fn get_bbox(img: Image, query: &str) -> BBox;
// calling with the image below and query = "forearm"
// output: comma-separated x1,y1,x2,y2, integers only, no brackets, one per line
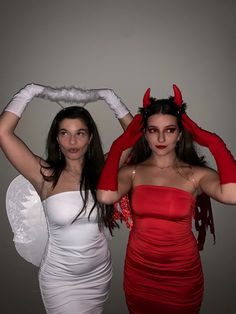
4,84,45,117
97,169,132,204
209,138,236,185
0,84,45,141
96,89,131,120
97,114,142,195
118,112,133,130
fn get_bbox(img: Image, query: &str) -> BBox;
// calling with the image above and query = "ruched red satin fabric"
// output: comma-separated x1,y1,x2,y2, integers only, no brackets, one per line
124,185,203,314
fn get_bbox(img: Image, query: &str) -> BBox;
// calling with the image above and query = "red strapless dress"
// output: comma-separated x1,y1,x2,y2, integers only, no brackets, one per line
124,185,203,314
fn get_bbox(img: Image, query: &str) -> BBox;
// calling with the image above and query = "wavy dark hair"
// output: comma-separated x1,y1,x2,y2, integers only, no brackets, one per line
131,97,207,167
40,106,115,231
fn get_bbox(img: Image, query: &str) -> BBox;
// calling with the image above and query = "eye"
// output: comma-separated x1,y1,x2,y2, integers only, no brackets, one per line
147,127,158,134
165,128,177,133
77,130,88,137
58,130,68,136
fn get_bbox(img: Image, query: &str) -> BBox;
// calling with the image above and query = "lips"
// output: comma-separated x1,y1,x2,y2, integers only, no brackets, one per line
68,148,79,153
156,145,167,149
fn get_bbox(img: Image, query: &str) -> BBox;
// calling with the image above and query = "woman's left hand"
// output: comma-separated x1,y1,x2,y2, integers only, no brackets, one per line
182,113,219,148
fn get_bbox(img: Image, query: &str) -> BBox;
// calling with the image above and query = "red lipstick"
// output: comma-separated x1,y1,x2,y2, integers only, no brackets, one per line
156,145,167,149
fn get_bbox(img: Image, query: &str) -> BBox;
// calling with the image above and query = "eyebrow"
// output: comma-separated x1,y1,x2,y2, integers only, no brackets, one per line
58,128,88,132
147,124,177,128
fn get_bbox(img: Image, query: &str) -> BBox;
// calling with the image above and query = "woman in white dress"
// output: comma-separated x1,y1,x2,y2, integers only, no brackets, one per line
0,84,132,314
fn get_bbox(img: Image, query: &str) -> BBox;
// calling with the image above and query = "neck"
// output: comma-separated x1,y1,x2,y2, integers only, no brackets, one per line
149,153,178,169
65,158,84,174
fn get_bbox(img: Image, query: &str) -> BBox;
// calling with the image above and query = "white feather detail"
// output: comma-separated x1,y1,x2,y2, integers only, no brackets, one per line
39,86,100,104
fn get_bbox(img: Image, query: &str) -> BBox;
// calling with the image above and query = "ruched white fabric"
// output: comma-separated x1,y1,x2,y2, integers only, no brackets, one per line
39,191,112,314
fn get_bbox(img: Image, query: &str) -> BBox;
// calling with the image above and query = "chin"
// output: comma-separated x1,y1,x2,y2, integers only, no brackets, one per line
155,150,171,157
66,154,84,160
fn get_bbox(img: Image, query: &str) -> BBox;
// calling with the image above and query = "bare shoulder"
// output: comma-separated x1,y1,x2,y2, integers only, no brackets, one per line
190,165,218,182
119,164,137,178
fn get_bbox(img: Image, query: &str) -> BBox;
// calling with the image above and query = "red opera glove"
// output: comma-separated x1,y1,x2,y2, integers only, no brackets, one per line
182,113,236,184
97,114,143,191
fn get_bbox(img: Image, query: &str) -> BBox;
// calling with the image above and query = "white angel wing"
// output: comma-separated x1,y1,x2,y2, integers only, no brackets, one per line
6,175,48,267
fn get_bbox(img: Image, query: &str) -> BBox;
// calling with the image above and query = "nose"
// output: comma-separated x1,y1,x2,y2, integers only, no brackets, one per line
157,131,165,143
69,134,77,144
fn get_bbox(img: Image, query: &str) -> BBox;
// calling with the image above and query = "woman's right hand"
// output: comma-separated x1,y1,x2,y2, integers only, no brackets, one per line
0,84,47,191
5,83,45,117
95,88,130,119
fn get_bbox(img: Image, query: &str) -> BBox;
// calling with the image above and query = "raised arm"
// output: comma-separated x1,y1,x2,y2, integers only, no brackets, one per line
183,114,236,204
0,84,108,191
97,115,143,204
95,89,133,129
0,84,45,190
172,84,236,204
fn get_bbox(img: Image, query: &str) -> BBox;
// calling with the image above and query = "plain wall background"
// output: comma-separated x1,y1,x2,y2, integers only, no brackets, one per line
0,0,236,313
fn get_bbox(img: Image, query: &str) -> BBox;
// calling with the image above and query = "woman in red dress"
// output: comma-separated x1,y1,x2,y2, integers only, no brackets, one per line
97,85,236,314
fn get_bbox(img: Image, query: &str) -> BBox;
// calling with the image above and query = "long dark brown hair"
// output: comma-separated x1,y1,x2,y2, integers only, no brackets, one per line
40,106,114,231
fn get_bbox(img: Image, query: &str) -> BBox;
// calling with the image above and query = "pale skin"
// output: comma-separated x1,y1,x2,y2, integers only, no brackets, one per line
0,110,132,200
97,113,236,205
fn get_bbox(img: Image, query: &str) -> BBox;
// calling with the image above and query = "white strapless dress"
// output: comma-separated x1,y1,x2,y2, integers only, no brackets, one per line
39,191,112,314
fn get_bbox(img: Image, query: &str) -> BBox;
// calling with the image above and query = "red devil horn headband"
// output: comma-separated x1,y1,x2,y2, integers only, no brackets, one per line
143,88,151,108
143,85,183,108
173,84,183,107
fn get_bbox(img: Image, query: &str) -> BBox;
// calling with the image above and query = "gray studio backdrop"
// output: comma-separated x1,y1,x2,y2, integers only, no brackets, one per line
0,0,236,313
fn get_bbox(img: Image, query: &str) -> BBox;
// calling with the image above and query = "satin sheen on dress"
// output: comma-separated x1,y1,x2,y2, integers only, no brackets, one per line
39,191,112,314
124,185,203,314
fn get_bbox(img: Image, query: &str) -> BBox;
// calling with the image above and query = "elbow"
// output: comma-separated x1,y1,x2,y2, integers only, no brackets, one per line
97,190,117,205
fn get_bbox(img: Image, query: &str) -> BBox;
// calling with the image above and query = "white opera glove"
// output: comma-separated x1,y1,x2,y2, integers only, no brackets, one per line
5,83,45,117
39,86,100,104
95,89,129,119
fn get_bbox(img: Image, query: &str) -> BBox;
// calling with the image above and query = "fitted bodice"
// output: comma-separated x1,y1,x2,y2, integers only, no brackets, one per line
132,185,196,219
131,185,196,245
42,190,97,224
42,191,104,248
